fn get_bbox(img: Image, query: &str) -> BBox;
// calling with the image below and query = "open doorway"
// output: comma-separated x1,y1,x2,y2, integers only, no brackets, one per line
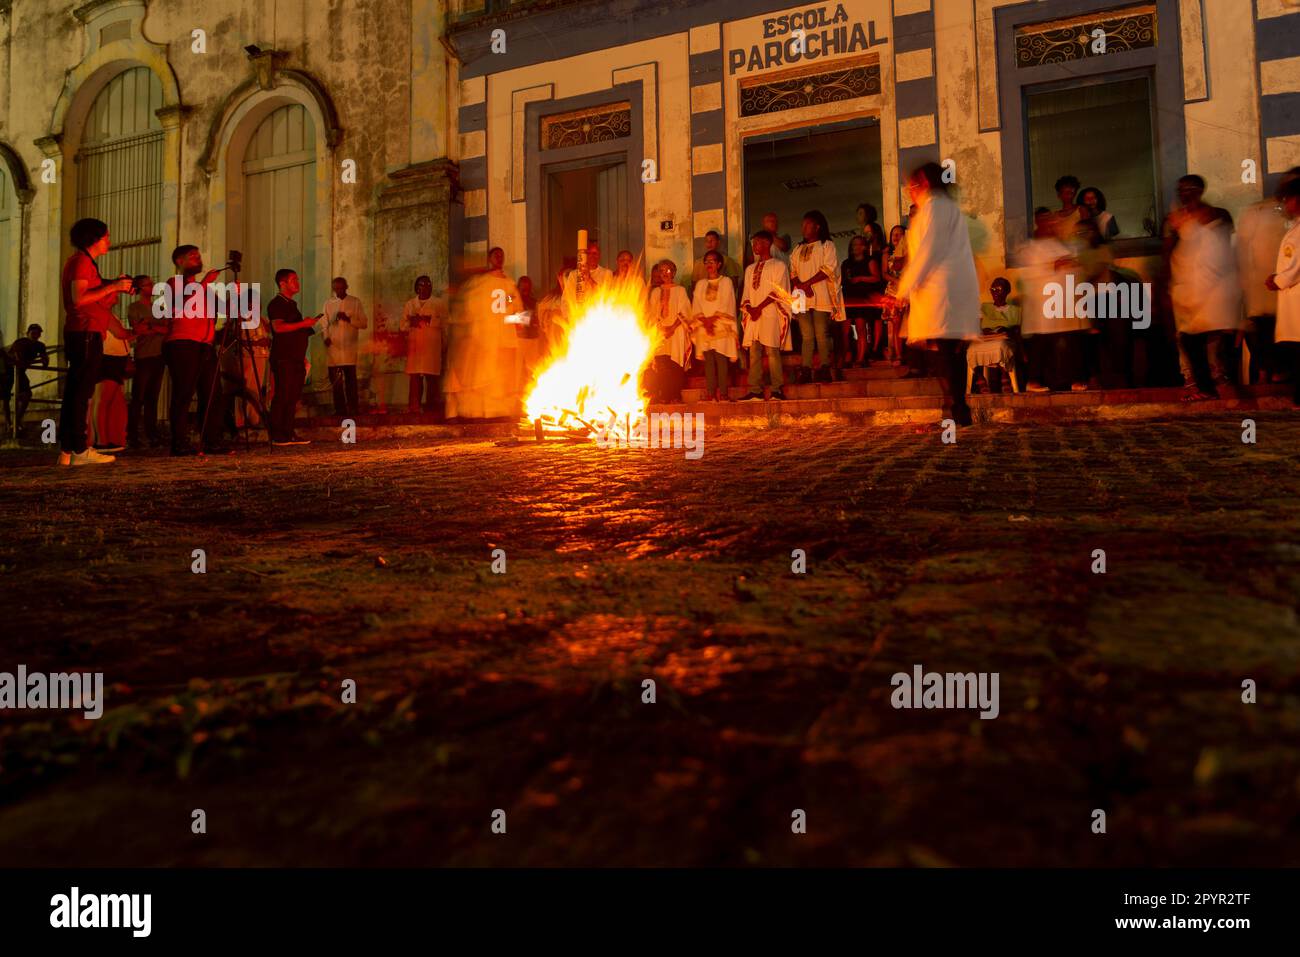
742,118,882,263
544,157,630,287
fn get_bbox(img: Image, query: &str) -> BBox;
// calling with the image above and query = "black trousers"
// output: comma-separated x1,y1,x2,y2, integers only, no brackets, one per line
165,340,223,451
1246,315,1277,383
923,339,970,426
127,355,166,444
329,365,359,416
59,330,102,453
271,357,306,441
407,373,440,412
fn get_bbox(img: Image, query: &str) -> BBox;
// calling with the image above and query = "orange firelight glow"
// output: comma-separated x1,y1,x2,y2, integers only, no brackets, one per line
524,273,655,441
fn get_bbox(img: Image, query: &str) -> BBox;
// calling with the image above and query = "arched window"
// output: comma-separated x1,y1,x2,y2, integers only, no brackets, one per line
0,165,17,344
74,66,164,306
242,104,318,301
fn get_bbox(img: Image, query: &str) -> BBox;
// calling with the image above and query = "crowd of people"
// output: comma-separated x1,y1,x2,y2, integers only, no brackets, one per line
25,162,1300,464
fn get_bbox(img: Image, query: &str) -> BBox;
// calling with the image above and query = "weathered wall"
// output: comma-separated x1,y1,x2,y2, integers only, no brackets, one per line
0,0,452,388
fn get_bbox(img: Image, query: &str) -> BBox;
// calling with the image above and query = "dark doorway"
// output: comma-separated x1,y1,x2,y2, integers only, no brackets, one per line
544,157,629,286
742,118,882,263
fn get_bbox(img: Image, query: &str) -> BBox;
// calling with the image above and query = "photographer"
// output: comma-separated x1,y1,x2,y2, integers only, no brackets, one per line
268,269,317,445
163,245,231,457
57,218,136,466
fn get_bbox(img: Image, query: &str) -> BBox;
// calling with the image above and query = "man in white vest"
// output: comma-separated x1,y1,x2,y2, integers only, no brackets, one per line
888,162,981,426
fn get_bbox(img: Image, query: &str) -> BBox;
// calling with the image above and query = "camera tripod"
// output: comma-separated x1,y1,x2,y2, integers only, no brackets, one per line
197,262,272,453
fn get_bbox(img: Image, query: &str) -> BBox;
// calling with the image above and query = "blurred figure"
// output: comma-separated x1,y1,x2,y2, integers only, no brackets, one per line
612,250,647,303
888,162,981,425
1163,175,1242,400
1019,207,1083,392
1238,167,1300,384
444,250,522,420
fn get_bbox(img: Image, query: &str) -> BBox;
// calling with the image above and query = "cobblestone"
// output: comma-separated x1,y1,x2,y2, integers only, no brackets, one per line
0,417,1298,865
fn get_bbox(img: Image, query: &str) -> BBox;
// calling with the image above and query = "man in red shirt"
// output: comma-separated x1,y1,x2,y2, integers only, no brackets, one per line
163,245,231,456
58,218,135,466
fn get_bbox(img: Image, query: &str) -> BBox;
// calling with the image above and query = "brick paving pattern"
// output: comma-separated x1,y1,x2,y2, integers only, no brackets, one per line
1,417,1298,865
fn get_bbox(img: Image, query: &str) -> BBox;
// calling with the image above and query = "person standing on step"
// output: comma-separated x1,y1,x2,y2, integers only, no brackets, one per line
1266,177,1300,407
885,162,981,427
790,210,842,384
402,274,443,414
647,260,692,403
738,230,792,401
690,250,738,402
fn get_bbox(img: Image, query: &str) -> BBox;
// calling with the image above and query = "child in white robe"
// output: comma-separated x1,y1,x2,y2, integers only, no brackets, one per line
690,251,738,402
738,230,792,401
646,260,692,403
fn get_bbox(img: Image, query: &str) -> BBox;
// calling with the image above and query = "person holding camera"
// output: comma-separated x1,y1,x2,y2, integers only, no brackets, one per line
57,218,137,466
268,268,318,445
320,276,368,417
164,245,230,456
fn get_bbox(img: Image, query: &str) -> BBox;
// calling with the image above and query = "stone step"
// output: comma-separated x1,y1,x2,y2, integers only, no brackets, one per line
681,377,943,402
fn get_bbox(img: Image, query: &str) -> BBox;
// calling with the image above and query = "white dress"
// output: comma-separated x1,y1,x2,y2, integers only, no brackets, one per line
790,239,843,319
402,296,443,375
1169,217,1242,334
740,258,792,350
1018,236,1088,335
1274,221,1300,344
690,278,738,360
897,192,982,341
648,283,693,367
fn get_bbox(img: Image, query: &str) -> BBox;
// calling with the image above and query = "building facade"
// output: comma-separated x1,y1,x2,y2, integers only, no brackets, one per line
445,0,1300,288
0,0,456,406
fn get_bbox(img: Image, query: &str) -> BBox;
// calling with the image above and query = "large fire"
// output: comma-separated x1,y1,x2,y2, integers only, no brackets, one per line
524,275,655,441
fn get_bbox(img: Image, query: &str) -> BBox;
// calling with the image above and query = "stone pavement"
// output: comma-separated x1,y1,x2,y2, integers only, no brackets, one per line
0,418,1297,865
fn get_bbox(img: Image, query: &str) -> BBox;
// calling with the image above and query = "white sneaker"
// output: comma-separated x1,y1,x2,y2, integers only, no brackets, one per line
71,448,115,465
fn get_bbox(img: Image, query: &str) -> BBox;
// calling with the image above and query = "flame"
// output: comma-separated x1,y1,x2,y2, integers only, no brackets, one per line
524,273,656,440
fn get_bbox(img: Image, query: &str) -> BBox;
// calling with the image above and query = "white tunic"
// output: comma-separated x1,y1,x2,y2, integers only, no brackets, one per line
739,258,792,350
896,192,981,341
562,266,614,304
689,277,738,360
1237,200,1287,318
402,296,443,375
790,239,843,317
1018,236,1088,335
648,283,693,367
1170,217,1243,334
320,294,369,366
1274,221,1300,343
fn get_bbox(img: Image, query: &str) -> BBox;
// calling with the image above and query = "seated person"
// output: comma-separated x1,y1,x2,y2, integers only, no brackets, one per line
974,278,1022,393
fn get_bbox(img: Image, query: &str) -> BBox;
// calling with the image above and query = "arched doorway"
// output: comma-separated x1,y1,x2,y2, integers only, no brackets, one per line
0,163,18,345
241,103,319,306
73,66,165,314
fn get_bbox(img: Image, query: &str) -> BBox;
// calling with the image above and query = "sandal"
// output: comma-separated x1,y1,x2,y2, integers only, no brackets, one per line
1181,384,1211,402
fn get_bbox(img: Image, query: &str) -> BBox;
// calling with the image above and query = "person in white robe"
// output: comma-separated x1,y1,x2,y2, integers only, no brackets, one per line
645,260,692,403
1238,168,1300,382
562,242,615,313
690,250,738,402
1018,208,1087,392
888,162,981,424
612,250,648,304
789,210,844,384
738,231,792,401
1265,178,1300,407
1163,176,1243,399
401,275,444,413
443,250,523,420
319,276,368,417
